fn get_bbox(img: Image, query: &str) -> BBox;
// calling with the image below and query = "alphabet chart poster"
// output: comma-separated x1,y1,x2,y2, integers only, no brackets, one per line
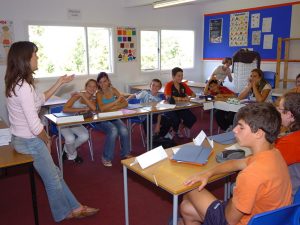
0,20,14,65
229,12,249,47
116,27,137,62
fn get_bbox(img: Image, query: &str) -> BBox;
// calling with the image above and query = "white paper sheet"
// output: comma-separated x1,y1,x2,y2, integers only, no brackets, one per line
136,146,168,169
263,34,273,49
203,102,214,110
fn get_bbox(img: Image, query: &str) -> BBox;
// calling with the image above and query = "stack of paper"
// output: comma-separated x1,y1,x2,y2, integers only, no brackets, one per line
156,103,176,109
53,112,84,124
0,128,12,146
98,111,123,118
190,98,206,104
209,131,236,145
214,101,245,112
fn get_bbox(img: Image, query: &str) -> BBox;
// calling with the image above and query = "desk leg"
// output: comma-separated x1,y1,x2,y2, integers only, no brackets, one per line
210,108,214,136
146,114,149,151
123,165,129,225
224,176,232,201
58,127,63,175
29,163,39,225
128,120,132,152
150,113,153,150
173,195,178,225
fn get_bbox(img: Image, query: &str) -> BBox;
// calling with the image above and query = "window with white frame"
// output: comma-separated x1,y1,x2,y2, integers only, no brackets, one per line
140,29,194,71
28,25,113,78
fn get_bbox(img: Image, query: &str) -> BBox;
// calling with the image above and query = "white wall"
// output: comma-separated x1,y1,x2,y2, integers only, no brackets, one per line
0,0,298,123
0,0,204,122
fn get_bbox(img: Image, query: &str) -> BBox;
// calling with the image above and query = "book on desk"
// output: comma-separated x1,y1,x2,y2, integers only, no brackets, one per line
172,144,213,166
53,112,84,124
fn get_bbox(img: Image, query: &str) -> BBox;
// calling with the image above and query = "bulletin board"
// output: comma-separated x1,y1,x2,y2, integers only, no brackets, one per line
203,2,298,60
116,27,137,62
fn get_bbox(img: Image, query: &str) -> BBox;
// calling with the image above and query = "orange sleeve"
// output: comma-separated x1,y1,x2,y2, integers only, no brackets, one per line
164,81,173,96
181,82,194,96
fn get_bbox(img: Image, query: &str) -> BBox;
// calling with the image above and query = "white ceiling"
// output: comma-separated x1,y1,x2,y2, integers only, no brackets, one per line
123,0,215,7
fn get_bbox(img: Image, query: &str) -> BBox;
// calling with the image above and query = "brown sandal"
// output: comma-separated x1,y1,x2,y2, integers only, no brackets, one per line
68,206,99,219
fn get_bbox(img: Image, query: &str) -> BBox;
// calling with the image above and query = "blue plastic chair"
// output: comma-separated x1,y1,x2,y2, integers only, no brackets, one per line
248,188,300,225
127,98,146,147
49,105,95,161
263,71,276,89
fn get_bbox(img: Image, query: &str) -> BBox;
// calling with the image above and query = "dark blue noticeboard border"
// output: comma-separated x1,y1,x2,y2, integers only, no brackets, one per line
203,4,292,60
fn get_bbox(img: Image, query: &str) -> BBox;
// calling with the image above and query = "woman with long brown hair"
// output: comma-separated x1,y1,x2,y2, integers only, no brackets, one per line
5,41,98,222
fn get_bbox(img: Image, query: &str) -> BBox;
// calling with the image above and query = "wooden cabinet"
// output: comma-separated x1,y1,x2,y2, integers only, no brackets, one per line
276,37,300,88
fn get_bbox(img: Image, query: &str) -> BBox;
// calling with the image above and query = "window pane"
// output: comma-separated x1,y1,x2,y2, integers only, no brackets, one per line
87,27,112,74
161,30,194,70
28,25,87,78
141,30,159,70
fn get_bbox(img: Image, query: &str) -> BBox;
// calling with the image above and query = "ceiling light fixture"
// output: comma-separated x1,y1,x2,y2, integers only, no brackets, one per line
153,0,197,9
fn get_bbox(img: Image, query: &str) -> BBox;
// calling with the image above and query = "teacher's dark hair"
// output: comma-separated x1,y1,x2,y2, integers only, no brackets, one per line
5,41,38,97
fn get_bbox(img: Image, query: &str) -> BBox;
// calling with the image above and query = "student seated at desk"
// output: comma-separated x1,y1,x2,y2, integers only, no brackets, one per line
287,73,300,93
275,92,300,197
179,102,291,225
204,77,236,100
204,77,236,131
94,72,131,167
209,57,233,85
5,41,99,222
238,68,272,102
216,68,272,132
164,67,197,138
127,78,172,139
61,79,97,164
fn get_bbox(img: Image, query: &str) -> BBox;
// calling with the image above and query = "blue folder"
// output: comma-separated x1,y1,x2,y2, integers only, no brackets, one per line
208,131,236,145
172,145,213,165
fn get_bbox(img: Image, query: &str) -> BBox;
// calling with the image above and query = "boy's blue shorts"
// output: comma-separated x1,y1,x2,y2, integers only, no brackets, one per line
203,200,228,225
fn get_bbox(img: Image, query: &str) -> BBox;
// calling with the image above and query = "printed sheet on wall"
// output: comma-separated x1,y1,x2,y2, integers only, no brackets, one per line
0,20,14,65
116,27,137,62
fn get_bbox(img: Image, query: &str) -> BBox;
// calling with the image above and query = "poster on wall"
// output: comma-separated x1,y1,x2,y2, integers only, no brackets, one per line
116,27,137,62
0,20,14,65
252,30,261,45
251,13,260,28
262,17,272,32
209,18,223,43
229,12,249,47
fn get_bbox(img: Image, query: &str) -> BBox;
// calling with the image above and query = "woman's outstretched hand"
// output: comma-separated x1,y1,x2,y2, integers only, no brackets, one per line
59,74,75,84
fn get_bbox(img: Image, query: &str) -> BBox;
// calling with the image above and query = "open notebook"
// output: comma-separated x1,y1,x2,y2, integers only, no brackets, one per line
172,144,213,166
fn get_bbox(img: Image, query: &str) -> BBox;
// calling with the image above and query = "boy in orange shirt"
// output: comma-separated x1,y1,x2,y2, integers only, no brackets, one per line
179,102,292,225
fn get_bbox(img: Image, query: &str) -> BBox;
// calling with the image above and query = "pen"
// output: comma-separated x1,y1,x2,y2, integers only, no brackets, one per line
153,174,158,186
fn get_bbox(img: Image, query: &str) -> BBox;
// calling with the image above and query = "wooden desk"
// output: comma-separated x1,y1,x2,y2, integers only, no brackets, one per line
45,108,151,173
121,142,232,225
0,121,39,225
